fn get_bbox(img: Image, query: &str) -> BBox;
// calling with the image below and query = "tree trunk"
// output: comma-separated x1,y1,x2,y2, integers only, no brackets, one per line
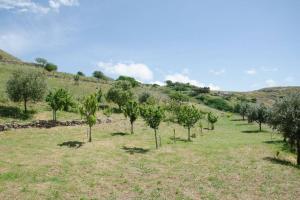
173,128,176,143
259,122,262,132
242,115,245,121
24,99,27,113
130,122,134,134
212,123,214,130
154,129,158,149
53,110,56,122
88,126,92,142
297,139,300,165
188,128,191,141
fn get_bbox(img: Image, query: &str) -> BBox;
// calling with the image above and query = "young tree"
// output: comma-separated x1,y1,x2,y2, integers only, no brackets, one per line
96,89,103,104
207,112,218,130
239,102,249,120
247,104,268,131
74,74,80,85
169,91,189,103
35,57,48,67
79,94,99,142
268,94,300,165
177,105,202,141
46,88,73,122
6,69,47,113
123,101,139,134
45,63,58,72
140,105,165,149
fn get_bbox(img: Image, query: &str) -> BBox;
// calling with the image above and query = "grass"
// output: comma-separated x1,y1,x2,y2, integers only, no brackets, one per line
0,114,299,199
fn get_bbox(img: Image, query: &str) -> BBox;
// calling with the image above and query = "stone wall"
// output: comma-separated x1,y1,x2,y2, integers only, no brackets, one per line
0,118,112,132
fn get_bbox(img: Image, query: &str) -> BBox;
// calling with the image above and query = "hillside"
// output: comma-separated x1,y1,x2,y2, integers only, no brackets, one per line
0,49,21,62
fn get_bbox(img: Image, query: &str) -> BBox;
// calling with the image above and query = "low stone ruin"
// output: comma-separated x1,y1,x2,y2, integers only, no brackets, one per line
0,118,107,132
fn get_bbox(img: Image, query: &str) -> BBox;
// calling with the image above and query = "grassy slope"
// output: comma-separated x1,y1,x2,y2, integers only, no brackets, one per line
0,113,299,199
0,49,21,62
0,62,167,123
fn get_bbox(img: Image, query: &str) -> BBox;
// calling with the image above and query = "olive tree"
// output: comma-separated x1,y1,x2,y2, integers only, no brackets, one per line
140,105,165,149
6,69,47,113
207,112,218,130
247,104,268,131
177,104,202,141
35,57,48,67
45,63,57,72
106,81,133,111
268,94,300,165
123,101,139,134
79,94,99,142
46,88,73,122
240,102,249,120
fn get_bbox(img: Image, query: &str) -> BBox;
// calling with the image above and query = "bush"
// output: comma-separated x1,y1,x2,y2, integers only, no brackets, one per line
77,71,85,76
201,96,233,112
117,76,140,87
93,71,107,80
45,63,58,72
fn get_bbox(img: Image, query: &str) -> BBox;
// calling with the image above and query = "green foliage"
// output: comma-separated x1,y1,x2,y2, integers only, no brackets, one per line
177,104,202,141
45,63,58,72
6,69,47,113
73,75,80,85
117,76,140,87
96,89,103,104
122,100,139,134
239,102,249,120
103,107,112,118
169,91,189,103
46,88,74,121
139,92,151,104
247,104,268,131
106,81,133,110
35,57,48,67
79,94,99,142
201,96,233,112
93,71,107,80
269,93,300,165
140,105,165,149
207,112,218,130
77,71,85,76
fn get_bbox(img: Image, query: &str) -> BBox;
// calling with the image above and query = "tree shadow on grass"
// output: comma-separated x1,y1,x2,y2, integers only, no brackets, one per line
263,157,299,169
58,141,84,148
230,119,245,122
111,132,130,136
122,146,150,154
242,130,268,134
0,105,35,120
235,123,250,126
169,137,191,143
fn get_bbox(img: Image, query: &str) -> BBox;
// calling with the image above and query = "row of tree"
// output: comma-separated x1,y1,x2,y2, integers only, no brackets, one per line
235,97,300,165
5,69,219,150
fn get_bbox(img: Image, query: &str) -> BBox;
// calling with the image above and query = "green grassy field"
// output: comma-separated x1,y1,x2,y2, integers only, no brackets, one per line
0,113,299,200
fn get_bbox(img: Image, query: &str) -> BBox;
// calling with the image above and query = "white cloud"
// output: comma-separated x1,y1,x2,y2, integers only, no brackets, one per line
0,0,79,14
164,73,220,90
209,69,225,76
151,81,165,86
165,73,204,87
208,83,220,91
49,0,78,10
97,62,154,82
265,79,277,87
245,69,257,75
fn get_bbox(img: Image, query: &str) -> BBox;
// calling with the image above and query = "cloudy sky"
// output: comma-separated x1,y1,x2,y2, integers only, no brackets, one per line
0,0,299,91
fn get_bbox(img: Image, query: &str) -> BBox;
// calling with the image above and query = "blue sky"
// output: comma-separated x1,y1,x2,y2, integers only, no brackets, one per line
0,0,299,91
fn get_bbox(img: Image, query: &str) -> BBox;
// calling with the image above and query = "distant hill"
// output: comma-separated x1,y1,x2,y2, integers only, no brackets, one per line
0,49,22,62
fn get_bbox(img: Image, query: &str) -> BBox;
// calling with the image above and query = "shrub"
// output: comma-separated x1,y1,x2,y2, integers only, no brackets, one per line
117,76,140,87
45,63,58,72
